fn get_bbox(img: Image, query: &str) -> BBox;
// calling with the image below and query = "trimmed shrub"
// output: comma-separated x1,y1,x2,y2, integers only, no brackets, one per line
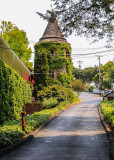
100,100,114,129
37,85,78,103
0,60,32,124
43,97,58,109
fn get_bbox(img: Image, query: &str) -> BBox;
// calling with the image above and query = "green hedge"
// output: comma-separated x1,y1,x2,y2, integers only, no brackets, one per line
0,60,32,124
37,85,78,103
100,100,114,129
43,97,58,109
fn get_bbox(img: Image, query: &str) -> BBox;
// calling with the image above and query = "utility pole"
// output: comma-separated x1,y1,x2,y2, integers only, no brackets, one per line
96,55,103,94
77,61,83,79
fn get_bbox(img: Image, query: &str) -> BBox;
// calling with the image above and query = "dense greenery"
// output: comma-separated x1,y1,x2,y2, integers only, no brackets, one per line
84,84,96,92
72,79,96,92
0,60,32,124
93,61,114,89
72,66,99,83
0,21,33,69
39,1,114,43
43,97,58,109
0,99,80,149
34,41,73,90
37,85,78,103
73,61,114,90
100,100,114,130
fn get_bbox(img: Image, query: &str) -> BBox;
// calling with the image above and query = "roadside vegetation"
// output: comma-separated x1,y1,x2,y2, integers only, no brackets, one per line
100,100,114,132
73,61,114,91
72,79,96,92
0,92,80,149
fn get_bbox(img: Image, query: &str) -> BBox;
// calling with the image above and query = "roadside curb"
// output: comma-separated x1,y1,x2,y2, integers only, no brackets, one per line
97,105,114,160
0,101,79,157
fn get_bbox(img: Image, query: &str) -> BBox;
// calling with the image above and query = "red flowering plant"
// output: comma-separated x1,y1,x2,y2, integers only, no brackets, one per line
72,79,85,92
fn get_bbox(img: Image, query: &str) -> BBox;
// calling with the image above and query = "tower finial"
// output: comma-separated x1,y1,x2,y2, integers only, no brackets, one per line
50,3,53,11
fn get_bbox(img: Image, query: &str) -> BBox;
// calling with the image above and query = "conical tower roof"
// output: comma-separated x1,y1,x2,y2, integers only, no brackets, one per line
39,11,69,44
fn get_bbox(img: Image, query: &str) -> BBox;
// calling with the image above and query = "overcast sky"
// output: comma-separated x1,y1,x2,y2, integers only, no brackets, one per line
0,0,114,68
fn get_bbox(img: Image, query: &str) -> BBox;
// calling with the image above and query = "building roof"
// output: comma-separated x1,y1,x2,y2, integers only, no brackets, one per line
0,36,31,75
39,11,69,44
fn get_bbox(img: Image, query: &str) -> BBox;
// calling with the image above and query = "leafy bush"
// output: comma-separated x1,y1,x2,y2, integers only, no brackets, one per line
58,73,72,88
72,79,85,91
37,85,78,103
48,78,61,86
0,121,25,149
84,84,96,92
43,97,58,109
100,100,114,128
0,60,32,124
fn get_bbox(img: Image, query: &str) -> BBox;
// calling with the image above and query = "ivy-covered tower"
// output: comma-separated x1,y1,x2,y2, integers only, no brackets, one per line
34,11,73,90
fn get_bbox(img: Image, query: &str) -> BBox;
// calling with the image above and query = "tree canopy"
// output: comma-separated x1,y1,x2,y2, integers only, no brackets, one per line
93,61,114,89
72,66,99,83
0,21,33,69
37,0,114,43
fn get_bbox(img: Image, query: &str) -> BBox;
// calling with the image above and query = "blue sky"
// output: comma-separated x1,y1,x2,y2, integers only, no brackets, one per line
0,0,114,68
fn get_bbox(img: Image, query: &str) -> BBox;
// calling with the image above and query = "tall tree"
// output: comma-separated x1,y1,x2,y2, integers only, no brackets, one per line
0,21,33,69
37,0,114,43
72,66,99,83
93,61,114,89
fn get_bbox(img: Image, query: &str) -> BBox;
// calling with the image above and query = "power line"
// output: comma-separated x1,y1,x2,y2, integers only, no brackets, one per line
71,49,114,56
0,46,114,56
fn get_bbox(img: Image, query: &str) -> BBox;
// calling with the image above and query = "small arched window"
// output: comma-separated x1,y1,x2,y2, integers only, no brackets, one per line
51,49,55,57
65,50,69,58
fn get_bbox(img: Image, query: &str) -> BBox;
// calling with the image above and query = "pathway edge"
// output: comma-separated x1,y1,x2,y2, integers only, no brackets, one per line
97,105,114,160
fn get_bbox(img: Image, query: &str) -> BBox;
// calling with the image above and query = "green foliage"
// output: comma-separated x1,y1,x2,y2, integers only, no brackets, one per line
100,100,114,129
72,79,85,91
0,20,33,69
37,85,78,103
0,122,25,149
0,60,32,124
93,61,114,89
84,84,96,92
58,73,72,88
34,41,73,90
48,77,62,86
43,97,58,109
72,66,99,83
34,52,49,90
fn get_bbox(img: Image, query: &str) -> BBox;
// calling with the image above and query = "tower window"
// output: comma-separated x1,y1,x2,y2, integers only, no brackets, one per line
51,49,55,56
65,50,69,58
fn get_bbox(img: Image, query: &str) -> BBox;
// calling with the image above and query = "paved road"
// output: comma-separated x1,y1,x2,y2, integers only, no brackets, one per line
1,92,111,160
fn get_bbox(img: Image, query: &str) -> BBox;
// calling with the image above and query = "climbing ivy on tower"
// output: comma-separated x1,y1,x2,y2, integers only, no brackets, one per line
34,41,73,90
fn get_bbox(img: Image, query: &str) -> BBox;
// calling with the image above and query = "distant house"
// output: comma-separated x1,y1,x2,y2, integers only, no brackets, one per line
0,36,35,87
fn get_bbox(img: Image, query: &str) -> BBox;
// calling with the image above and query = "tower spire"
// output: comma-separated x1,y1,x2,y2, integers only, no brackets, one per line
39,10,69,44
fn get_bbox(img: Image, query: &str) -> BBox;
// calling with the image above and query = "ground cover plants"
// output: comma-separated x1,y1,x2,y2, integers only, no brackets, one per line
100,100,114,131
